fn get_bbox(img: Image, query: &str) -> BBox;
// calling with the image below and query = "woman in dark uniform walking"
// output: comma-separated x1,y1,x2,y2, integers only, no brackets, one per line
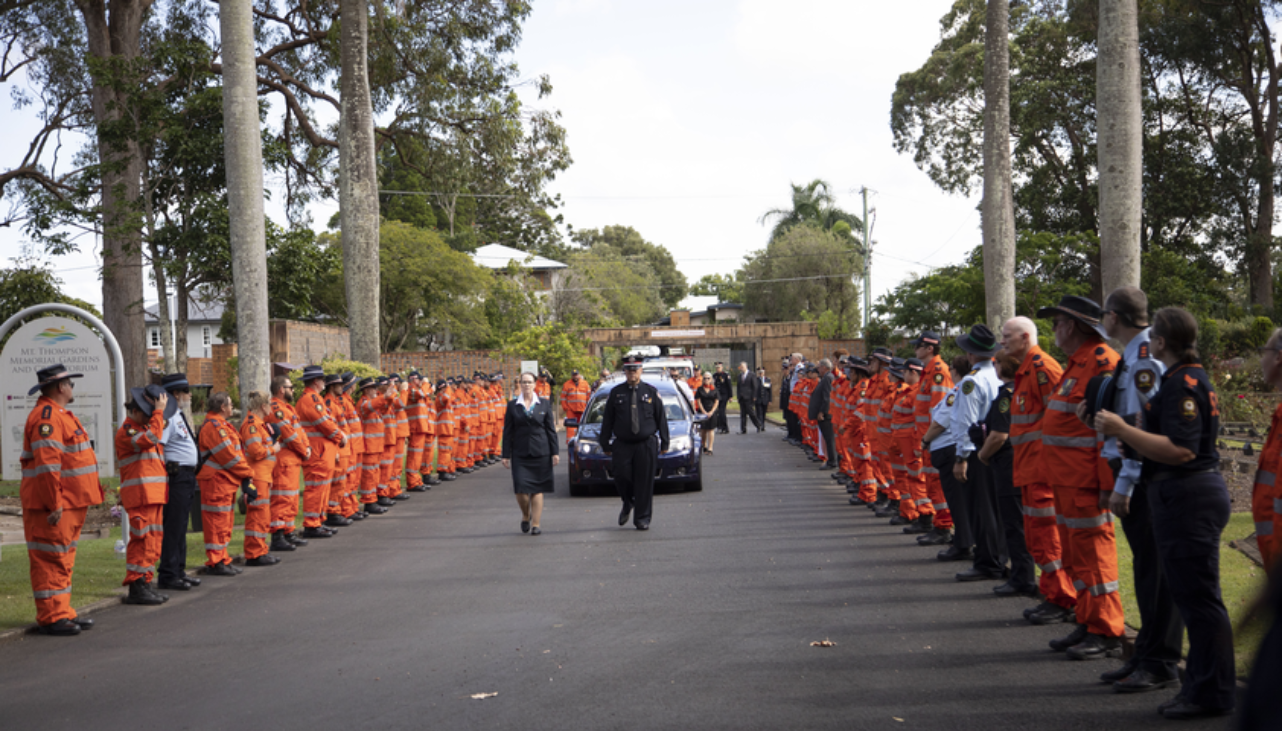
502,371,560,535
1095,307,1234,721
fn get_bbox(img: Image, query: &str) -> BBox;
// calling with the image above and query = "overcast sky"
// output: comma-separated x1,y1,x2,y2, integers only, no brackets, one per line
1,0,980,316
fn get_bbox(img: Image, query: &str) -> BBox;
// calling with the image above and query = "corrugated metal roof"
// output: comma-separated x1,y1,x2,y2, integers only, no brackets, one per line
471,243,568,270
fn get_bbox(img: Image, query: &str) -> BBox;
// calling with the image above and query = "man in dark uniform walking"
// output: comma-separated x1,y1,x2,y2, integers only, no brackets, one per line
712,362,732,434
599,355,670,530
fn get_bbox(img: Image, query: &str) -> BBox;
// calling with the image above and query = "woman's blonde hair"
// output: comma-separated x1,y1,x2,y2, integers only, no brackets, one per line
246,390,271,413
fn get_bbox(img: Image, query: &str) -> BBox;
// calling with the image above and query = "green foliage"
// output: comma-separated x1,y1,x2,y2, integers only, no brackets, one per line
265,222,341,321
742,224,862,333
558,243,666,327
571,225,687,309
500,324,596,385
482,262,545,349
0,262,102,331
758,179,864,245
875,231,1093,338
225,355,238,408
863,320,894,350
1218,317,1275,359
689,273,744,303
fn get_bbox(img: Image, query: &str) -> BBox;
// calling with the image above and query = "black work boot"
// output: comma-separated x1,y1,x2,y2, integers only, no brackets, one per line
904,513,933,534
874,499,901,518
270,531,297,552
122,579,166,606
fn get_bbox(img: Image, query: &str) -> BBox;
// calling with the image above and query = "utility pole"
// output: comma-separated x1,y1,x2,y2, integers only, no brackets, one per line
861,187,872,333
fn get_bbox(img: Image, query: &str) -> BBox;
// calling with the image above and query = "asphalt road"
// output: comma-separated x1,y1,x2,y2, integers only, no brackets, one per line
0,429,1236,730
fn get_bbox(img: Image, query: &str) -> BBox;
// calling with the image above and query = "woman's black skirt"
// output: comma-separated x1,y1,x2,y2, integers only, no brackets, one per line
511,456,554,495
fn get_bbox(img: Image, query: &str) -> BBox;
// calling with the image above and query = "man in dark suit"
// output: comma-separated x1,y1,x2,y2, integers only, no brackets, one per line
712,362,732,434
808,358,837,469
755,367,772,431
735,362,761,433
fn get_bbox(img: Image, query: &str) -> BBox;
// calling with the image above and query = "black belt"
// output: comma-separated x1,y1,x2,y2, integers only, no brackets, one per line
1149,468,1217,483
165,462,197,473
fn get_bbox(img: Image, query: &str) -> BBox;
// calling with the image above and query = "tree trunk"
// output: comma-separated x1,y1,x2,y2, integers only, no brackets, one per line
340,0,381,366
1248,4,1278,314
77,0,149,388
981,0,1016,329
141,159,175,374
219,0,270,407
174,278,188,374
1097,0,1143,298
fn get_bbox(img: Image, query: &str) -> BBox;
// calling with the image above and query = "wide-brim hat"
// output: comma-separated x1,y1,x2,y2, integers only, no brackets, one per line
407,370,421,380
887,357,907,378
357,376,378,392
870,347,893,364
904,358,924,374
301,365,326,383
341,372,358,393
956,324,999,356
30,364,84,396
847,356,871,374
324,373,344,388
1037,295,1109,339
160,372,190,393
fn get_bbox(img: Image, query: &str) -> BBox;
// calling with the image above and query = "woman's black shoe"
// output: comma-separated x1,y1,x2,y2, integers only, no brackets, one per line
521,520,531,534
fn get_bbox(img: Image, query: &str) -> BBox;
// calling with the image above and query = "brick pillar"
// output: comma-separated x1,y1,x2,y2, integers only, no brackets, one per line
211,343,239,395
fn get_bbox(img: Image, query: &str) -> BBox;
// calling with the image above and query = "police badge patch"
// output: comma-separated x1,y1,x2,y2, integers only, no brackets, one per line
1135,369,1156,393
1182,398,1198,420
38,423,52,436
962,381,975,395
934,373,944,384
274,410,284,419
998,398,1010,414
127,427,137,436
219,429,227,437
946,394,956,406
1037,371,1049,386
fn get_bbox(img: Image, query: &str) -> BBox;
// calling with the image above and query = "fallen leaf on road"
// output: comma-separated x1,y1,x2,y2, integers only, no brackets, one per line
893,717,904,722
810,639,836,647
471,692,499,700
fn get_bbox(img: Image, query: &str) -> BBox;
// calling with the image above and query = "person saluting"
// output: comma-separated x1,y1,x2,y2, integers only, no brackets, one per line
599,355,670,531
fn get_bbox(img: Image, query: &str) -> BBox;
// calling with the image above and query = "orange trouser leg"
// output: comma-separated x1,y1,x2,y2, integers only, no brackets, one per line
406,434,427,487
379,448,395,497
896,434,931,519
923,468,953,529
1054,484,1124,637
437,436,455,473
360,452,381,503
838,431,856,475
270,459,302,533
1024,482,1076,609
302,458,334,528
24,507,86,626
244,486,272,559
1251,479,1276,570
856,445,878,502
456,430,472,468
343,462,361,514
392,439,407,495
886,442,918,519
124,504,165,584
200,493,235,566
328,453,350,516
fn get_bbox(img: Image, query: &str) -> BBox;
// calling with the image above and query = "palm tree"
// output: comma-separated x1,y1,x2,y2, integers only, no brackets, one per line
759,179,864,248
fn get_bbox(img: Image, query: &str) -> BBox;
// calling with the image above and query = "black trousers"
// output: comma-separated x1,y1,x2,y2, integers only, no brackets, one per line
738,398,761,432
816,417,836,466
715,396,729,432
991,456,1035,589
1240,567,1282,729
783,397,800,440
1149,474,1235,711
932,447,1005,573
611,438,658,525
755,402,768,428
1117,478,1184,676
158,464,197,583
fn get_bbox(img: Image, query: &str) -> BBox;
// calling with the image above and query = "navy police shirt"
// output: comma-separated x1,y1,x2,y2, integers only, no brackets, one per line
1141,363,1220,481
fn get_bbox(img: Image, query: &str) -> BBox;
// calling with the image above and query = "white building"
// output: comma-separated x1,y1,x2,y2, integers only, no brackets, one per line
143,296,226,360
470,243,568,291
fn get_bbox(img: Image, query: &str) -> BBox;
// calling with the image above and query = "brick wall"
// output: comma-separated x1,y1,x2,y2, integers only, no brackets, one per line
818,339,867,358
210,344,237,393
380,351,522,381
270,320,351,366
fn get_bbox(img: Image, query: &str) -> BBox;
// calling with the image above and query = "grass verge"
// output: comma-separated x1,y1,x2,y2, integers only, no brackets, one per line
1113,511,1269,677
